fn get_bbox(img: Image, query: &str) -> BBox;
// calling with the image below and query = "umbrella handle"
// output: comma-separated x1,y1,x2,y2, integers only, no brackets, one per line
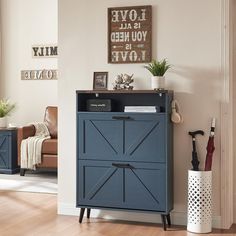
210,118,216,136
189,130,204,171
189,130,204,137
189,130,204,154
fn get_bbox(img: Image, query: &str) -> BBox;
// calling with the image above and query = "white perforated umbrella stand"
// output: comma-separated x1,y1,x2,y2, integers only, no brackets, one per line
187,170,212,233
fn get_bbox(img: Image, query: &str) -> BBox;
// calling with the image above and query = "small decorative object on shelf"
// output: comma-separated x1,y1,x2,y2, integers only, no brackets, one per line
144,59,171,90
0,99,16,128
113,74,134,90
93,72,108,90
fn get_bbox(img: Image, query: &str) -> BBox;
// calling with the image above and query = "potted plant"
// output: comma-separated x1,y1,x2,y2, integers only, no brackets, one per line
0,99,15,128
144,59,171,90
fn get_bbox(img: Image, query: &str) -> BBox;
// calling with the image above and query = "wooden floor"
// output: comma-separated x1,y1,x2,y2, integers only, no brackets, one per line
0,191,235,236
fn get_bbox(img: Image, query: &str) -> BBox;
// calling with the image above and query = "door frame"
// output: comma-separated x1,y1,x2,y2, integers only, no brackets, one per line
220,0,234,229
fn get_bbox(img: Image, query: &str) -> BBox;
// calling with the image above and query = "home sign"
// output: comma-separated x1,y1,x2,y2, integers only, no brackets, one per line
21,69,58,80
108,5,152,64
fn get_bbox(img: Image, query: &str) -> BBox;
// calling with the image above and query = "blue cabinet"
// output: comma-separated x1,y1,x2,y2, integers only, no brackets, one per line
0,128,19,174
76,90,173,230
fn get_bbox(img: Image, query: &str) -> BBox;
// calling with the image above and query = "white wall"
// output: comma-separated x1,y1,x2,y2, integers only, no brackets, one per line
0,0,58,125
58,0,223,226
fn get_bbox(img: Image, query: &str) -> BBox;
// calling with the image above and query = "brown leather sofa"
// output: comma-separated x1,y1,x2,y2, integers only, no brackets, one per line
17,106,58,176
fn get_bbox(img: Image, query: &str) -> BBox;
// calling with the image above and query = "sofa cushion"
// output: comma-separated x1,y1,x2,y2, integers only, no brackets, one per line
42,139,57,155
44,106,57,139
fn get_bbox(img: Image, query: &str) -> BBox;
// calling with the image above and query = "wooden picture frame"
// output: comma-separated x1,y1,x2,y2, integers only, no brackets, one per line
93,72,108,90
108,5,152,64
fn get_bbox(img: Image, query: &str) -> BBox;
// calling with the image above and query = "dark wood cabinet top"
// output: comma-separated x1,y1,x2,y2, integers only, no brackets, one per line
0,127,17,131
76,90,173,94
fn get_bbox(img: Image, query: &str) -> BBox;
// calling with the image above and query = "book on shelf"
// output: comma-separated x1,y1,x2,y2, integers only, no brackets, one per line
124,106,160,113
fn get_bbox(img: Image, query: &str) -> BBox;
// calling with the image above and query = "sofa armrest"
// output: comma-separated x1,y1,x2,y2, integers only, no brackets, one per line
17,125,36,165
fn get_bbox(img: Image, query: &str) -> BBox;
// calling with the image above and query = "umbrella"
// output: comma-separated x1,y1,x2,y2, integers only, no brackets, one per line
204,118,216,171
188,130,204,171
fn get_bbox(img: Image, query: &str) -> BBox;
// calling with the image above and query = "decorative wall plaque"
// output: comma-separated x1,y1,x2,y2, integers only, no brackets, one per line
32,44,58,58
108,5,152,64
21,70,58,80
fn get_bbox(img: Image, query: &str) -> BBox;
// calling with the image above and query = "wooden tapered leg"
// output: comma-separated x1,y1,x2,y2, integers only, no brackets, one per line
87,208,91,219
166,214,171,227
79,208,85,223
161,214,166,231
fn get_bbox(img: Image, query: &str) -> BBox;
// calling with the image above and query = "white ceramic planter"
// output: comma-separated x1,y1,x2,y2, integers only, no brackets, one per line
0,117,7,128
151,76,165,90
187,170,212,233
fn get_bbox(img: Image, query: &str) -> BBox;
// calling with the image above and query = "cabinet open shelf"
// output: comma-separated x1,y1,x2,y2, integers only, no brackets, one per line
76,90,173,113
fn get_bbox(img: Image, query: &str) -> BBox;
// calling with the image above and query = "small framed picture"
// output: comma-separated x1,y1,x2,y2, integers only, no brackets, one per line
93,72,108,90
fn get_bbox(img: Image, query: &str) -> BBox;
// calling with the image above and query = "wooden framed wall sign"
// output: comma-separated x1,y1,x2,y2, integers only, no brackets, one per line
108,5,152,64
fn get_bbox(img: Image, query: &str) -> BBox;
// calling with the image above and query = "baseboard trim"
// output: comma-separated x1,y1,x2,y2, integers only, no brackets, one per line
58,203,221,228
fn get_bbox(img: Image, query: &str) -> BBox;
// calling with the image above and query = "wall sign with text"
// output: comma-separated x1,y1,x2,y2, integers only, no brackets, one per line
21,70,58,80
32,44,58,58
108,5,152,64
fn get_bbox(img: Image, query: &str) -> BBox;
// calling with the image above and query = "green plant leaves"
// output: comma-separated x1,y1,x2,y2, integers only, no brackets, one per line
0,99,15,118
144,59,171,76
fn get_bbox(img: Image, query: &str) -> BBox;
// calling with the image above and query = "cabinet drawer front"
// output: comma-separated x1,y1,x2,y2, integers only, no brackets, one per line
77,160,167,212
78,113,123,160
77,113,167,163
0,134,10,169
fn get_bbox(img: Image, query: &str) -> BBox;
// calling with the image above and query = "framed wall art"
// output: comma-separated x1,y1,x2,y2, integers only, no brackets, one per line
108,5,152,64
93,72,108,90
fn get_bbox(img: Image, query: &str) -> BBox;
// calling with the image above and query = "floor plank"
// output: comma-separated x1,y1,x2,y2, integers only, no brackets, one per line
0,191,235,236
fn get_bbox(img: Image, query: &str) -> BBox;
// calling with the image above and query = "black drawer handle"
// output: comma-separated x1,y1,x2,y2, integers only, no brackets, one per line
112,163,133,169
112,116,131,120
